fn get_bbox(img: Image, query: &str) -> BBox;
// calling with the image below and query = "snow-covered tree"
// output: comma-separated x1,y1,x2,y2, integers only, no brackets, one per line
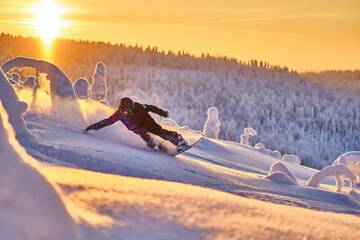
332,151,360,188
1,57,85,126
90,62,108,102
225,119,237,141
0,68,31,143
1,57,77,101
203,107,221,139
307,164,356,192
240,127,257,145
74,78,89,99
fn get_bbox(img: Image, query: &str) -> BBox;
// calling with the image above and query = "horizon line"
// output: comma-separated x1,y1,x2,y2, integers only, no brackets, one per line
1,32,359,73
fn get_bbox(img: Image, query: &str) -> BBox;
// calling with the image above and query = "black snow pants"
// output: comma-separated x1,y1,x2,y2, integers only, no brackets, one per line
139,123,180,149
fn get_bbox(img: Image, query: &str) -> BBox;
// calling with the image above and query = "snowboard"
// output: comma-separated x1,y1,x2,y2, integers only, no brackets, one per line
169,137,202,156
153,125,204,156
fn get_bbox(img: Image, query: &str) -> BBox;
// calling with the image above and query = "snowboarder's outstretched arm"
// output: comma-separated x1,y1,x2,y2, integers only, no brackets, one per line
86,112,119,131
143,104,169,117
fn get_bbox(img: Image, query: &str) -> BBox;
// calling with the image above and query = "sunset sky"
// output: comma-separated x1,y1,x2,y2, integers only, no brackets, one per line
0,0,359,71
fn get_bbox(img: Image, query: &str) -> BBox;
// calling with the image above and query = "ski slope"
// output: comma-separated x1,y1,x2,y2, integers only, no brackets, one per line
19,97,358,214
1,87,360,240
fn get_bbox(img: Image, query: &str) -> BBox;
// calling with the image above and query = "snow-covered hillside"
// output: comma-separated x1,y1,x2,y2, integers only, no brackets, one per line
2,34,359,169
103,65,359,169
1,61,359,239
1,97,360,240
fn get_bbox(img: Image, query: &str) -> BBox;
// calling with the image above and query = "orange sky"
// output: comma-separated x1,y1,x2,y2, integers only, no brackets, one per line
1,0,359,71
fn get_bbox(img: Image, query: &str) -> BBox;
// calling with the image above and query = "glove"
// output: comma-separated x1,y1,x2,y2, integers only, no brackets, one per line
162,110,169,118
85,125,94,131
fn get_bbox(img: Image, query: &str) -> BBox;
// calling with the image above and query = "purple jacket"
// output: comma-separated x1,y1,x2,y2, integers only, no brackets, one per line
87,103,167,135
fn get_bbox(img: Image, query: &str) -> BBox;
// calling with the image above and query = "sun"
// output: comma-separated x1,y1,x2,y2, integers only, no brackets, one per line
32,0,67,44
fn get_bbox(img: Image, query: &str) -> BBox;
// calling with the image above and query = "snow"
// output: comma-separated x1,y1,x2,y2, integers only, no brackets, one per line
266,162,297,184
150,92,161,106
307,164,357,192
203,107,221,139
0,61,359,239
254,143,282,159
266,171,296,184
0,68,31,142
224,119,236,141
97,64,359,169
240,127,256,145
0,101,79,240
255,143,265,149
160,117,177,127
74,78,89,99
1,57,77,101
23,76,36,88
333,151,360,181
282,154,302,165
20,98,359,214
269,150,282,159
11,72,20,84
90,62,108,102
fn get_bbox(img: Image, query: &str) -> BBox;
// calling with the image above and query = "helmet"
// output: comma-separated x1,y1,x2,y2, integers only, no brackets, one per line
118,97,134,113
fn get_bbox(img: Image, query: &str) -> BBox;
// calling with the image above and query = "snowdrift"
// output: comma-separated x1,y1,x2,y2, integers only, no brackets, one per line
0,101,79,240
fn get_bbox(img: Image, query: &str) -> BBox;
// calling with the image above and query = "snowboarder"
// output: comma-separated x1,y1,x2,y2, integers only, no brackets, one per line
85,97,188,152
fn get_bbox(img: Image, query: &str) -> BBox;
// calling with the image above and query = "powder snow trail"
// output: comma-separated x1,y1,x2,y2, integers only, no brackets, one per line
24,111,360,215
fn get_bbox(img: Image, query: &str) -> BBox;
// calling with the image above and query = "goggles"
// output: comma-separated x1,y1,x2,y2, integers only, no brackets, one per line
121,106,133,115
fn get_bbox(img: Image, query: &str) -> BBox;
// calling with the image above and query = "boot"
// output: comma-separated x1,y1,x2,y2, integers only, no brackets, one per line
176,135,189,152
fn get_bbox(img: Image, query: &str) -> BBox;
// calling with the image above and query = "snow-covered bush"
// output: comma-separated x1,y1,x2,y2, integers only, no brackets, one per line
266,162,297,184
0,68,31,142
255,143,282,159
203,107,221,139
333,151,360,168
255,143,265,149
282,154,301,165
240,127,256,145
225,119,237,141
255,143,268,154
332,151,360,186
74,78,89,99
307,164,356,192
0,101,79,240
269,150,282,159
90,62,107,102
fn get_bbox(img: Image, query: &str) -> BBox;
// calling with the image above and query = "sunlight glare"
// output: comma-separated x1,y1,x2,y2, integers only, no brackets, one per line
32,0,67,44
